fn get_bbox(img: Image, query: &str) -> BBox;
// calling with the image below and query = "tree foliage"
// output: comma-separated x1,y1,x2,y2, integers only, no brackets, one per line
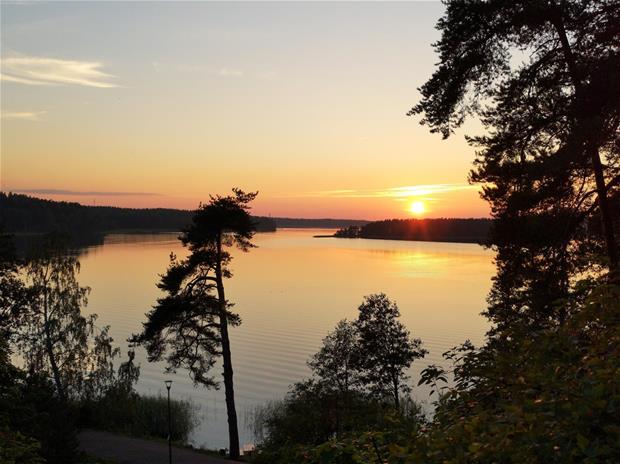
308,319,360,398
0,340,78,464
133,188,257,460
15,236,122,402
0,232,141,463
410,0,620,335
0,229,28,342
252,295,427,462
271,282,620,464
355,294,428,408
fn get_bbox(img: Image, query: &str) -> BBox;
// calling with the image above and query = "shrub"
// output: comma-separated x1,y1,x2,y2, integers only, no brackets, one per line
78,389,199,443
293,283,620,463
250,379,425,464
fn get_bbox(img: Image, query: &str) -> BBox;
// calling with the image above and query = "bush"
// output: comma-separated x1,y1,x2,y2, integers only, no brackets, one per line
249,283,620,463
0,361,78,464
290,283,620,464
249,379,425,463
78,389,199,443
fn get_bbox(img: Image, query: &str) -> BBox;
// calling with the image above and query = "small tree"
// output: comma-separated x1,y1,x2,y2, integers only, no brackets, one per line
17,235,123,402
308,319,361,436
354,294,427,409
308,319,359,398
132,188,257,459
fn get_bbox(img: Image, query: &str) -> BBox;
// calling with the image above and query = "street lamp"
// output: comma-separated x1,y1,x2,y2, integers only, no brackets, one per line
165,380,173,464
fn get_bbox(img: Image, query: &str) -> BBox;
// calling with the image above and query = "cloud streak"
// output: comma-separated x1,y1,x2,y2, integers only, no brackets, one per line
12,189,159,197
311,183,480,199
1,110,46,121
1,55,117,88
217,67,244,77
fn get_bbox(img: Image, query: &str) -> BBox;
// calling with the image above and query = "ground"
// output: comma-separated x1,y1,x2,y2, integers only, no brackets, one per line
78,429,241,464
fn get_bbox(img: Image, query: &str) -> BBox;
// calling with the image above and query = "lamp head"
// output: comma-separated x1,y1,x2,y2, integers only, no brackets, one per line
164,380,173,390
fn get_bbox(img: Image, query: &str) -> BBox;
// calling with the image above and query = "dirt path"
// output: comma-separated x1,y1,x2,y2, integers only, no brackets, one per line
78,429,240,464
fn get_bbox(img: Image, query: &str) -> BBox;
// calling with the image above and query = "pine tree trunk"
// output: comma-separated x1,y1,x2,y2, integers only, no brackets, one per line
551,10,618,273
215,234,240,459
590,146,619,272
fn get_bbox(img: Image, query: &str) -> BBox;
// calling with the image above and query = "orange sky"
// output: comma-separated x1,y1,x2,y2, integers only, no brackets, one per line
1,2,490,220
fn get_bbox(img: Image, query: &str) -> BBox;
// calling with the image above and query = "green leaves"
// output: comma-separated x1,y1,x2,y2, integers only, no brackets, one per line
355,294,428,408
255,282,620,463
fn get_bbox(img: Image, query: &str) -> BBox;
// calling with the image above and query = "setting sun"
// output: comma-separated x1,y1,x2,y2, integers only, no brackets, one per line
409,200,426,216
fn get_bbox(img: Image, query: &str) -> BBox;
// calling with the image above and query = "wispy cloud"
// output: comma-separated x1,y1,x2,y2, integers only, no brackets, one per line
217,67,244,78
1,54,117,87
13,189,159,197
1,110,46,121
310,184,480,199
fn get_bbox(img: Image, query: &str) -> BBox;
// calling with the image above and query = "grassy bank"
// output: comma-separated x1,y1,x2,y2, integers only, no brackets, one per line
78,391,199,443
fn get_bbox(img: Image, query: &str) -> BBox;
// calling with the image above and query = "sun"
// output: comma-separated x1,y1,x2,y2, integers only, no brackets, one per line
409,201,426,216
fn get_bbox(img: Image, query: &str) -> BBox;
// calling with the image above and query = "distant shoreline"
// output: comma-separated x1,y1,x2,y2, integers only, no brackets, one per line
315,233,486,245
0,193,368,235
333,218,492,245
335,235,486,245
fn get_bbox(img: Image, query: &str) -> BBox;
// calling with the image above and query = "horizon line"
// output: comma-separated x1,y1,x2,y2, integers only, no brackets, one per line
2,191,491,222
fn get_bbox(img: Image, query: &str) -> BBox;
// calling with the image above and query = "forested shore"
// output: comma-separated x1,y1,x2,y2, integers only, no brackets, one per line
0,193,277,235
335,218,492,244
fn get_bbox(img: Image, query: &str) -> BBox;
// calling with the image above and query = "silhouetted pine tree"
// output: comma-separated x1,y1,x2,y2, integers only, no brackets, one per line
133,189,257,459
410,0,620,335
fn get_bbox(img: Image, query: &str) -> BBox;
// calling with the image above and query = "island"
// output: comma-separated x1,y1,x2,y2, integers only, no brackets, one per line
334,218,492,244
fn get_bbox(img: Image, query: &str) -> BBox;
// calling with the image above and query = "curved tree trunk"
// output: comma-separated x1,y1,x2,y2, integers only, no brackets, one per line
551,10,618,273
215,234,240,459
590,146,619,273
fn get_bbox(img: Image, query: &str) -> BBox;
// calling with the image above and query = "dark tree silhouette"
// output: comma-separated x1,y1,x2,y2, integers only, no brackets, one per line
354,294,427,409
343,218,491,243
309,319,360,399
132,189,257,459
410,0,620,333
0,192,276,237
308,319,360,435
0,229,28,341
15,235,122,403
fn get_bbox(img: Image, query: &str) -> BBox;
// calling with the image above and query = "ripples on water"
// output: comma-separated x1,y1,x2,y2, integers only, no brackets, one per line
75,229,495,449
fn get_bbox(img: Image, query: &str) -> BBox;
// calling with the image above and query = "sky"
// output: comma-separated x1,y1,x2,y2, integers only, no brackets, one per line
1,1,489,220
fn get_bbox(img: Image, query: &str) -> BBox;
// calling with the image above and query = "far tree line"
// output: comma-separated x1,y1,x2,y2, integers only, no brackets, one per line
0,192,276,237
335,218,492,243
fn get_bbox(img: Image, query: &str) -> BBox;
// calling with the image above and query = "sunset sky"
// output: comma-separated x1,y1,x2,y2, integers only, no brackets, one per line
1,1,489,220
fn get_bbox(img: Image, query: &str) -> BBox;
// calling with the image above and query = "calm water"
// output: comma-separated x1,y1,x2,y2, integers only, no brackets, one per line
76,229,495,450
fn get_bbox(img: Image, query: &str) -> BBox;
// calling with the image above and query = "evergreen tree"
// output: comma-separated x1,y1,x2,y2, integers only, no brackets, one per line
409,0,620,333
133,188,257,459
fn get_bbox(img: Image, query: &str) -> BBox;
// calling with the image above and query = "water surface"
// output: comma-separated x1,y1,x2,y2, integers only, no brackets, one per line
77,229,495,449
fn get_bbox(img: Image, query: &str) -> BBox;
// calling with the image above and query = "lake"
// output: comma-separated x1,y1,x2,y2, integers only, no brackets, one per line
76,228,495,450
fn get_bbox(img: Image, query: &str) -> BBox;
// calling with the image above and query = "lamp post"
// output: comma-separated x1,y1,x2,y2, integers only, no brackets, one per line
165,380,173,464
